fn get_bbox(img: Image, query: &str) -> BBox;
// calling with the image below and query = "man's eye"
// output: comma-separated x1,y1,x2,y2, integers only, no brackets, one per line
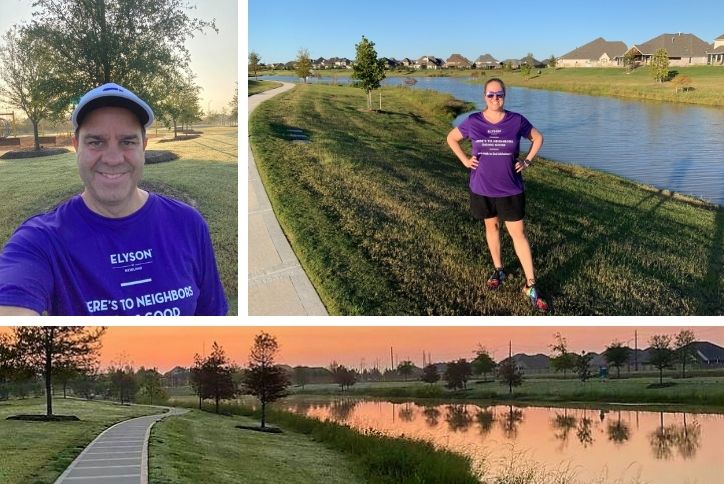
122,140,137,146
88,140,102,147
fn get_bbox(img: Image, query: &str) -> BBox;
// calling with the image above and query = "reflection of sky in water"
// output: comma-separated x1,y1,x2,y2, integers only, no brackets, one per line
280,397,723,484
261,75,724,205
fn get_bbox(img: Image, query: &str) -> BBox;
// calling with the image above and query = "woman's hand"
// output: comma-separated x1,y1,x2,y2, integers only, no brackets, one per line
463,155,479,170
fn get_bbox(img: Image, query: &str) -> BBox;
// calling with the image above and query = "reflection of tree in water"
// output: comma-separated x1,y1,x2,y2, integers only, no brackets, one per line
476,407,495,435
648,412,701,461
329,399,358,421
423,405,441,427
445,404,473,432
398,402,416,422
576,416,594,447
552,409,577,446
499,405,524,439
607,410,631,445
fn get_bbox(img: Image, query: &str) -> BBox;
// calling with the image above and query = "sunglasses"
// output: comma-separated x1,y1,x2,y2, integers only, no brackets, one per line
486,91,505,99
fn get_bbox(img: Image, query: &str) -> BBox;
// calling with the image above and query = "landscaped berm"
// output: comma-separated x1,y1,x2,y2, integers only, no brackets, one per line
249,84,722,316
0,125,238,314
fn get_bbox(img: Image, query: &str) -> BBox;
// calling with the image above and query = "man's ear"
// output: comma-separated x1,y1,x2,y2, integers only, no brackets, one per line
71,135,79,151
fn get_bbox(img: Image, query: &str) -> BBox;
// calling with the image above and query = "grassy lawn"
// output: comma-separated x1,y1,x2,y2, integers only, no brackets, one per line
149,407,366,484
248,79,283,95
0,125,238,315
249,84,722,315
0,397,161,484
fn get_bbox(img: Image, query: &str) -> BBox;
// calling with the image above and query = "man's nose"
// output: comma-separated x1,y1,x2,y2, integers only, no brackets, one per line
102,144,125,164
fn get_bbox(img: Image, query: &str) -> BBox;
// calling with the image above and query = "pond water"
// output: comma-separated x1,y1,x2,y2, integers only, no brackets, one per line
277,396,723,483
258,75,724,206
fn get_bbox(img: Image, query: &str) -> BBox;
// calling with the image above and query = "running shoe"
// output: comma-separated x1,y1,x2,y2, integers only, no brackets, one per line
486,268,506,290
522,284,550,314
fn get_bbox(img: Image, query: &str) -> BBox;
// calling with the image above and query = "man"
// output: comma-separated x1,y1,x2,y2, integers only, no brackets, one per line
0,83,228,316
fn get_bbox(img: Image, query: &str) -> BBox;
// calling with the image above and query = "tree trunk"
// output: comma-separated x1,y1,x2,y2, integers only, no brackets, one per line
215,394,219,414
198,394,202,409
173,120,178,139
659,368,663,385
261,401,266,428
32,120,40,151
45,330,53,416
681,358,686,379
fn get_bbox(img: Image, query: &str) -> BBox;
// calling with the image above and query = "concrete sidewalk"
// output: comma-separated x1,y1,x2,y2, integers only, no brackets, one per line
248,82,328,316
54,407,186,484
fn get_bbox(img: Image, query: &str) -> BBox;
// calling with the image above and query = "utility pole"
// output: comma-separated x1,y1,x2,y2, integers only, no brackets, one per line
390,346,394,372
634,330,638,372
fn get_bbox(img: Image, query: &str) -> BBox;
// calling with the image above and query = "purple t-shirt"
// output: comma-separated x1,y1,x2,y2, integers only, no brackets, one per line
0,194,228,316
457,110,533,197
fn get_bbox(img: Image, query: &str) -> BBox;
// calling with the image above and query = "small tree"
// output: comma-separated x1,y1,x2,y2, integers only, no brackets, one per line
108,364,137,404
575,352,594,382
330,362,356,390
295,48,312,83
671,74,692,93
352,35,386,110
292,366,308,389
498,358,523,394
623,50,637,73
604,341,630,378
550,332,575,378
421,364,440,385
228,83,238,126
249,51,261,79
135,367,168,404
444,359,472,390
397,360,414,381
674,330,696,378
547,55,557,69
650,48,670,83
520,53,534,78
244,332,290,428
472,346,496,382
649,335,675,384
196,342,236,414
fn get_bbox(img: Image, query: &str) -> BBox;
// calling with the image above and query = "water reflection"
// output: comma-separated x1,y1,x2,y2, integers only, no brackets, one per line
284,397,721,484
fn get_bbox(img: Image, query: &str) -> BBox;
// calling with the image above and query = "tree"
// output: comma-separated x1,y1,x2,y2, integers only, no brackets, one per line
330,362,356,390
547,55,557,69
25,0,217,114
674,330,696,378
293,366,308,389
243,332,290,428
604,341,630,378
295,48,312,83
520,53,534,78
249,51,261,79
444,359,472,390
228,83,238,126
397,360,414,381
352,35,386,110
135,367,168,404
157,70,203,138
421,364,440,385
472,346,496,382
0,25,64,150
195,342,236,413
550,332,575,378
575,352,594,383
650,48,670,83
649,334,675,384
497,358,523,394
108,363,137,404
623,50,637,73
13,327,105,416
671,74,692,93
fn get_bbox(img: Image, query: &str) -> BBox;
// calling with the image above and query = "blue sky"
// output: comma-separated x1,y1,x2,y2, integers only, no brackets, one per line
248,0,723,63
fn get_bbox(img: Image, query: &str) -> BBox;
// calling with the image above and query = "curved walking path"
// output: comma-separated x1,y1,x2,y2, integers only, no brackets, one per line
248,82,328,315
54,406,187,484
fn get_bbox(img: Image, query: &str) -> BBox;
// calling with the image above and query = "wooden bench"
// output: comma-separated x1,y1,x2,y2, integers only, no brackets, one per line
0,138,20,146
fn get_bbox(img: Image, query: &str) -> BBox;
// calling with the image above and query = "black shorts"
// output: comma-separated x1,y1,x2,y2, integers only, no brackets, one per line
470,191,526,222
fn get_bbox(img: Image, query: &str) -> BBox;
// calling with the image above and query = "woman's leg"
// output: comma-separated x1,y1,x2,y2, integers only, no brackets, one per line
504,219,535,285
484,217,503,268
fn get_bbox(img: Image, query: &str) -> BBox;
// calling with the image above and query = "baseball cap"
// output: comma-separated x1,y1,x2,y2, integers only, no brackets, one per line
71,83,155,130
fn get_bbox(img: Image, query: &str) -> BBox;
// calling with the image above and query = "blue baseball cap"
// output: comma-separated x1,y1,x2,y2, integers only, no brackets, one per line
71,83,154,130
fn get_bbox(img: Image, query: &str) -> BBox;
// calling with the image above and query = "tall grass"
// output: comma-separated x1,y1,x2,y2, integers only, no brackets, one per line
249,84,722,315
171,399,479,484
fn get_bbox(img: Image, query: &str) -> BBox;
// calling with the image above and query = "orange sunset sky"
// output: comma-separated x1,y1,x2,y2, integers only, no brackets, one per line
4,326,720,373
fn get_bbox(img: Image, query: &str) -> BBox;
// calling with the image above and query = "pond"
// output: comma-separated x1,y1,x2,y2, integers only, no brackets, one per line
277,396,723,483
258,75,724,206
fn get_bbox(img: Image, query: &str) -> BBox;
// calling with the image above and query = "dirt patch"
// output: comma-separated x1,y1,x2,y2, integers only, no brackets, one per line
0,147,70,159
236,424,282,433
7,414,80,421
145,150,179,164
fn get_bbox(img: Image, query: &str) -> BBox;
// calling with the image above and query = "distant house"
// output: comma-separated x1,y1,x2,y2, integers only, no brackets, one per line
706,34,724,65
558,37,627,67
380,57,401,69
312,57,327,69
623,33,712,66
500,58,521,69
444,53,472,68
415,55,443,69
328,57,352,69
400,57,414,67
520,56,547,68
690,341,724,365
474,53,499,69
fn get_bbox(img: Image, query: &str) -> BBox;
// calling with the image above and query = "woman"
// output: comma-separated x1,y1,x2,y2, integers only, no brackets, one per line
446,78,549,313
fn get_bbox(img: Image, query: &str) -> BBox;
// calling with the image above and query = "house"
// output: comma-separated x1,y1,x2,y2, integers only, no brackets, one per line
689,341,724,365
444,53,472,68
380,57,401,69
706,34,724,65
558,37,627,67
312,57,328,69
499,58,521,69
400,57,414,67
622,32,712,66
163,366,190,387
474,53,499,69
415,55,443,69
328,57,352,68
520,56,547,68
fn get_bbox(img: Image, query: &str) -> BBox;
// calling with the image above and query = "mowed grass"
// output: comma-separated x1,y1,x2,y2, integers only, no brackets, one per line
0,397,161,484
248,79,283,95
149,407,367,484
476,66,724,106
0,125,238,314
249,84,722,315
294,375,724,408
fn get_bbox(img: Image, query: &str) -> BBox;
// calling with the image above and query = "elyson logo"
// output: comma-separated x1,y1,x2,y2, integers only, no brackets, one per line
110,249,153,265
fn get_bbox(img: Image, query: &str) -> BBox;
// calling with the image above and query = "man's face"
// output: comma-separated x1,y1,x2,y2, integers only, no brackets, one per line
72,107,147,214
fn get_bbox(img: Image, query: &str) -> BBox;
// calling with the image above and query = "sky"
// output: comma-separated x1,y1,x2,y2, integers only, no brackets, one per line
248,0,723,64
0,0,237,113
13,326,718,373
